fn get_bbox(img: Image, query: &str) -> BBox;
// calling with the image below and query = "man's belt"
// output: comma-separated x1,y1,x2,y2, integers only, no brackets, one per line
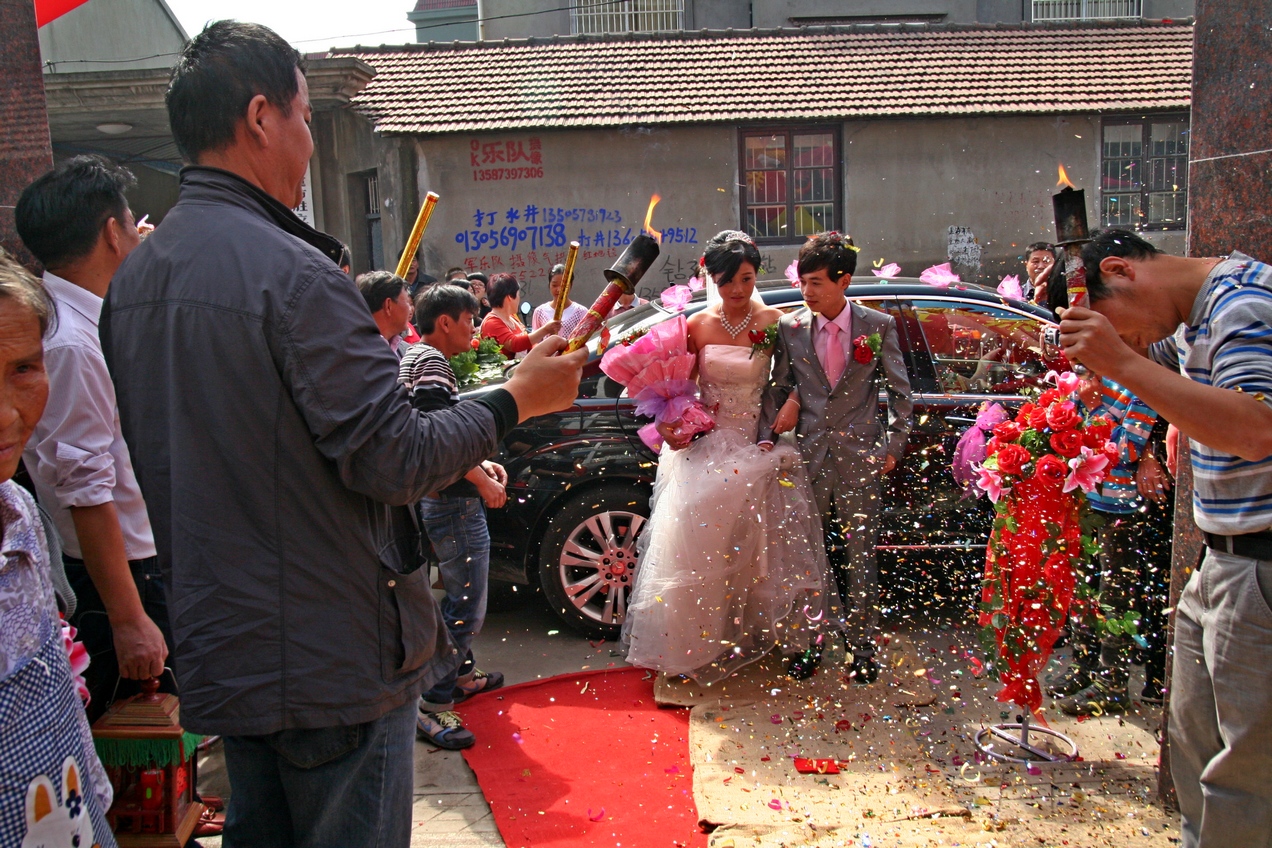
1203,530,1272,561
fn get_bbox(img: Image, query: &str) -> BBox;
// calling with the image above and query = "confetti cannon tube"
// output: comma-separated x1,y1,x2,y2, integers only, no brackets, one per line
553,241,580,321
394,191,440,280
564,234,660,352
1051,185,1089,309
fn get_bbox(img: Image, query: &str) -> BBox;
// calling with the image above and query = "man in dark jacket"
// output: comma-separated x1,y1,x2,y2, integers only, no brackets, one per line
101,21,584,847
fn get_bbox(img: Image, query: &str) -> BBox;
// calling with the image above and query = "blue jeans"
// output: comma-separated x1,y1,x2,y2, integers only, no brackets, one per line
222,698,416,848
418,494,490,706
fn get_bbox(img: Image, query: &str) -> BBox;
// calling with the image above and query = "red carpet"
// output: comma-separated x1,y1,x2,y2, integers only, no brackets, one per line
456,668,708,848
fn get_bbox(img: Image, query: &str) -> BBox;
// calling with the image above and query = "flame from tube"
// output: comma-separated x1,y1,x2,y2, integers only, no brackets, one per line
1057,164,1075,190
643,194,662,243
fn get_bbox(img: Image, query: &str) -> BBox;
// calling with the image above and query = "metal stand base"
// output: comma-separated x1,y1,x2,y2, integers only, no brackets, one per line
974,713,1078,765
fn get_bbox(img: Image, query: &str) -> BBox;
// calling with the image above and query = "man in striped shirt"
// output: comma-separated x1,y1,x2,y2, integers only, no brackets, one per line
399,284,508,751
1060,229,1272,848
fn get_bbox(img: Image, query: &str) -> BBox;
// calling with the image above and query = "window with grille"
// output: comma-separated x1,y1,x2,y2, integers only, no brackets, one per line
365,173,383,271
1031,0,1141,20
571,0,683,34
1100,115,1189,231
740,128,840,244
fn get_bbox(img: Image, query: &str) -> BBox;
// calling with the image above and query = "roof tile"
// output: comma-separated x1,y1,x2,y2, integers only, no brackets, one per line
335,22,1192,134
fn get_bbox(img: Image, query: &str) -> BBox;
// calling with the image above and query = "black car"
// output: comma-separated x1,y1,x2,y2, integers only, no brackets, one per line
459,279,1063,638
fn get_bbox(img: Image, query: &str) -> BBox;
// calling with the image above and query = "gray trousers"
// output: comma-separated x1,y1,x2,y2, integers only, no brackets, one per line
811,466,880,650
1170,549,1272,848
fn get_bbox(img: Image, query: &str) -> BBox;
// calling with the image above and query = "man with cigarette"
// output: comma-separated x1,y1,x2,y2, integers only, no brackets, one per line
1058,228,1272,848
101,21,585,845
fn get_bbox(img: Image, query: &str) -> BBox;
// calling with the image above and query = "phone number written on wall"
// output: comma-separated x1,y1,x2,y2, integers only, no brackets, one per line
455,205,699,254
471,138,544,182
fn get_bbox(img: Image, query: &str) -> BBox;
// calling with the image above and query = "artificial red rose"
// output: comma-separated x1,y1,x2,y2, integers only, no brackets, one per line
1045,401,1081,432
1049,430,1084,458
853,343,873,365
985,437,1003,457
1028,406,1051,431
1034,453,1068,488
1038,388,1063,406
992,421,1024,442
1015,402,1036,425
471,338,481,350
748,329,766,345
995,443,1032,476
1083,418,1113,447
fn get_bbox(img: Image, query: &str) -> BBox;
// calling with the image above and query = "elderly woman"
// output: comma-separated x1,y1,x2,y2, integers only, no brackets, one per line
0,253,117,846
479,272,560,358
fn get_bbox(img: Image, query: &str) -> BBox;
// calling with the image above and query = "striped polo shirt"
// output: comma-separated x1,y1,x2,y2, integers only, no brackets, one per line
1080,378,1158,514
1149,252,1272,535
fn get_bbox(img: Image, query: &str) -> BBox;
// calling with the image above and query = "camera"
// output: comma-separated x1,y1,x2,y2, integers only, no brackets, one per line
1042,326,1062,348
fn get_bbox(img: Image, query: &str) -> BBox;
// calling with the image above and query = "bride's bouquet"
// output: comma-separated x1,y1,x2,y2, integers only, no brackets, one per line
600,315,715,453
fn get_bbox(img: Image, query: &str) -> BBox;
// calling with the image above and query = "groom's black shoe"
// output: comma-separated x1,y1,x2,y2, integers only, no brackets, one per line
846,654,879,685
786,649,823,680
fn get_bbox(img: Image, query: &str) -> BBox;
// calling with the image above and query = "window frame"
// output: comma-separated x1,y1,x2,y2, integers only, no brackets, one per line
1099,112,1190,232
738,125,843,246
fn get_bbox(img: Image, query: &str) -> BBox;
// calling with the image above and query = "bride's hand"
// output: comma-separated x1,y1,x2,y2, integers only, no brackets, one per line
657,418,692,451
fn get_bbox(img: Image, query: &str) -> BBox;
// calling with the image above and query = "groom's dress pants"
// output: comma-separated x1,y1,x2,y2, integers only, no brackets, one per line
811,465,881,652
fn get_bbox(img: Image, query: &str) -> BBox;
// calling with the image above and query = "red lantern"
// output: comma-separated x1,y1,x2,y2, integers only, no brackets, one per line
91,679,205,846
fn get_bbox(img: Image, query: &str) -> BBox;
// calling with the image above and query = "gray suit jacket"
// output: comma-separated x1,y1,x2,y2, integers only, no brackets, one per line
759,303,913,487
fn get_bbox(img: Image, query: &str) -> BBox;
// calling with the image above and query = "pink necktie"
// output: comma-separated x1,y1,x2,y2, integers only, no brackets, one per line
821,321,844,387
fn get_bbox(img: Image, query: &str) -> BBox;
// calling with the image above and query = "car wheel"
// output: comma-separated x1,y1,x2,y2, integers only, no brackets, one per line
538,484,650,640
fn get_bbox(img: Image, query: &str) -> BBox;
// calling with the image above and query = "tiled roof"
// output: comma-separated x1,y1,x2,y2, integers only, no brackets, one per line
412,0,475,11
336,21,1192,135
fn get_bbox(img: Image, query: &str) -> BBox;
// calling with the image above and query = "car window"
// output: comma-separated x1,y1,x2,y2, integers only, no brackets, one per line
909,299,1058,395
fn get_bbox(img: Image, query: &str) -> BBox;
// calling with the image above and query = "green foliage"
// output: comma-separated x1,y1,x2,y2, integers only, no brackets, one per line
449,337,510,388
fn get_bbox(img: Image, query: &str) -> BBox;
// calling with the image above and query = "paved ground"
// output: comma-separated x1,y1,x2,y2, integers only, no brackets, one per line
195,587,612,847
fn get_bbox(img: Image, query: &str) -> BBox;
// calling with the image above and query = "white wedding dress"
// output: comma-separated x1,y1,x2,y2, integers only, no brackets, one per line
620,345,837,683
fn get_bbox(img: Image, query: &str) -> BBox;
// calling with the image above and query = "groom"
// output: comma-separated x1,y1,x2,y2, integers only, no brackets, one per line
759,232,912,682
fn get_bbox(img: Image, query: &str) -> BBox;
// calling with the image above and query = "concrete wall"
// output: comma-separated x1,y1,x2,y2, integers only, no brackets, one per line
313,110,1187,298
689,0,752,29
482,0,571,39
39,0,186,73
1142,0,1194,18
411,7,480,43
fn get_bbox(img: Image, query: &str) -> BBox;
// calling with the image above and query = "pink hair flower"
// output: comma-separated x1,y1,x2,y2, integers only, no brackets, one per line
920,262,960,288
874,262,901,280
1064,446,1111,494
784,259,800,287
660,284,693,312
997,274,1023,299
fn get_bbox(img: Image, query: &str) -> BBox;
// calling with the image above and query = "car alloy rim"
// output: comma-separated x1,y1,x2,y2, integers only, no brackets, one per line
557,510,646,626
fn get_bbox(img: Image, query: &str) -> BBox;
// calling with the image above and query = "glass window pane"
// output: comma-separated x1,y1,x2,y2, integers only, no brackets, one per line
1148,191,1187,226
746,207,786,240
792,133,833,169
1103,192,1140,227
745,135,785,170
794,203,833,236
911,302,1057,395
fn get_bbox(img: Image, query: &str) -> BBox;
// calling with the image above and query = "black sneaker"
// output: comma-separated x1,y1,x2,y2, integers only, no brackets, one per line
1140,679,1165,705
846,655,879,685
1046,663,1093,699
416,706,475,749
452,668,505,704
786,649,823,680
1058,680,1129,716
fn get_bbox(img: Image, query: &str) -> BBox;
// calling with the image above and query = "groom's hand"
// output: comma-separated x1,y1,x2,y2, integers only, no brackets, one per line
882,455,897,474
772,398,799,435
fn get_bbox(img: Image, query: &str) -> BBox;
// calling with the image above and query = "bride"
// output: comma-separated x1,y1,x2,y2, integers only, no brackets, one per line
620,231,837,684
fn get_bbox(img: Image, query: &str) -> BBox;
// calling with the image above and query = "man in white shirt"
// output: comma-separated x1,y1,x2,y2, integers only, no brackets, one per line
16,156,169,717
532,263,588,337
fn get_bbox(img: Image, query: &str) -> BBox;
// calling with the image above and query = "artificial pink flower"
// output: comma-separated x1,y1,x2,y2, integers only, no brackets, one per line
997,274,1023,299
1063,446,1111,494
61,618,91,705
1044,369,1081,396
974,464,1005,503
688,274,705,292
874,262,901,280
785,259,800,287
660,284,693,312
920,262,960,288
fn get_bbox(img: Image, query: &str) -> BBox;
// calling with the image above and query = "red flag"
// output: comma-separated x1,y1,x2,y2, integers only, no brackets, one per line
35,0,94,27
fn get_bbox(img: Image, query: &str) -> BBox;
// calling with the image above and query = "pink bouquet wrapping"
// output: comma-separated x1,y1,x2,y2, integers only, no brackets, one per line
600,315,715,452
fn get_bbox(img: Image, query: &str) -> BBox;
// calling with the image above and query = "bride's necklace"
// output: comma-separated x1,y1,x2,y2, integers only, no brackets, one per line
718,305,753,338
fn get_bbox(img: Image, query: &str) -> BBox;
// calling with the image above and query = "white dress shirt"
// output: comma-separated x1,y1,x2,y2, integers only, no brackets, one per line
532,301,588,337
23,272,156,560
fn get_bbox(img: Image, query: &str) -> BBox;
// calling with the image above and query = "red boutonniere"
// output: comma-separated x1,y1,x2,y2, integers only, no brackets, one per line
748,323,778,359
852,332,882,365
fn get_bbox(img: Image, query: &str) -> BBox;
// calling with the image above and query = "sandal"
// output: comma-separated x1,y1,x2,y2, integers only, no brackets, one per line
416,707,475,750
452,668,504,703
